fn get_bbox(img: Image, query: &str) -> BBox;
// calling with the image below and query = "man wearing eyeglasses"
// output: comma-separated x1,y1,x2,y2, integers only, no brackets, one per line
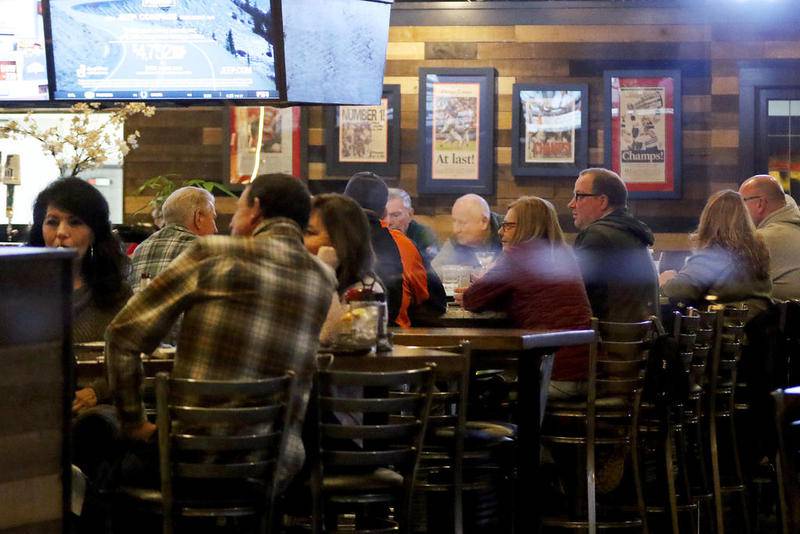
568,167,658,322
739,174,800,300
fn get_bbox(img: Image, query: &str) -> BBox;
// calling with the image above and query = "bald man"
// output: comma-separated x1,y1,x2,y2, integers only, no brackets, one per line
432,193,503,271
739,174,800,300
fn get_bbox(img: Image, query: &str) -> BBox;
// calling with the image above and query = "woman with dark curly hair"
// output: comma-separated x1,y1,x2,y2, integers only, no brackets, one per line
30,177,132,412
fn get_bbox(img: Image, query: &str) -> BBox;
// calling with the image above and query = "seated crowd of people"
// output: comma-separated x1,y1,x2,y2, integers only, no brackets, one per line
27,166,800,529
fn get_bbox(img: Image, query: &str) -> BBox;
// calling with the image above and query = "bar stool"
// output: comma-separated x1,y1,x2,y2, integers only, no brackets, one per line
772,386,800,533
706,305,751,534
541,318,651,533
639,311,699,534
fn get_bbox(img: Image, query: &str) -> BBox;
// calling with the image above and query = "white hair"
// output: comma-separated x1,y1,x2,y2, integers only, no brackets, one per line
161,186,215,227
454,193,490,219
387,188,412,210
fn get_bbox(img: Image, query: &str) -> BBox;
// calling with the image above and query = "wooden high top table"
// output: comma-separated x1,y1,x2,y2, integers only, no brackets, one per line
390,327,596,534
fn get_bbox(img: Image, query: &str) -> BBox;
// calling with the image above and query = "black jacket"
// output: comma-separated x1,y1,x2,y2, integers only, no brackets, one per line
574,209,658,322
367,213,446,327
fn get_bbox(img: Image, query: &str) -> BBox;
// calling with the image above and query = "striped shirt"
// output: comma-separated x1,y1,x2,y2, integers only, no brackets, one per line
106,218,336,481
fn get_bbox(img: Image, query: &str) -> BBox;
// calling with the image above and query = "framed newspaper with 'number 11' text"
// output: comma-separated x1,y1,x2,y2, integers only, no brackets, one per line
604,70,682,200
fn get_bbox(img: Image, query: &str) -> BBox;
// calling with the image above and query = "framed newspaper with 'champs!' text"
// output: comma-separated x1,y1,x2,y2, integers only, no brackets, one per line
511,83,588,177
604,70,682,199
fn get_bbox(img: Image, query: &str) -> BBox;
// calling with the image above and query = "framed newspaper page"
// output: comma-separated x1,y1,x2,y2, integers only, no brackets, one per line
228,106,307,187
417,67,495,195
324,85,401,178
604,70,682,199
511,83,588,177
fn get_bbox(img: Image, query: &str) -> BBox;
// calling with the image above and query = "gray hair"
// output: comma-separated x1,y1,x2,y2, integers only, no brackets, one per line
161,186,215,226
387,188,412,210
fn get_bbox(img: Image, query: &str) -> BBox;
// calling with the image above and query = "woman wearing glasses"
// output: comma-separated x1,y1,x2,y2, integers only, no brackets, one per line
660,189,773,316
460,196,592,397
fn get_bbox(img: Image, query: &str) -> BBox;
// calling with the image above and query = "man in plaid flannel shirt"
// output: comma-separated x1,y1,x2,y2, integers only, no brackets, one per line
129,186,218,292
106,174,337,484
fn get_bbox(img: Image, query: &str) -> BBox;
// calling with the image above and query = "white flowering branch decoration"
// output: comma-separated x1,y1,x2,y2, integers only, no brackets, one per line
0,102,156,179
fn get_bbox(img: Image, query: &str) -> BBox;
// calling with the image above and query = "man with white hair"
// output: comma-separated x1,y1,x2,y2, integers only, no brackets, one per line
739,174,800,300
432,193,502,270
384,187,439,262
130,186,218,291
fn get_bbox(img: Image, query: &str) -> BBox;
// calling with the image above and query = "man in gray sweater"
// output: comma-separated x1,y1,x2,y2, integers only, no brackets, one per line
740,174,800,300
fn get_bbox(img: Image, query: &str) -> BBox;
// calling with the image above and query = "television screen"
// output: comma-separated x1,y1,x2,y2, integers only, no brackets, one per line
47,0,280,101
0,0,50,101
281,0,392,105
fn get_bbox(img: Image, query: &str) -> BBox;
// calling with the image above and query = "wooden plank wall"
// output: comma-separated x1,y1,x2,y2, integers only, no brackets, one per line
121,7,800,249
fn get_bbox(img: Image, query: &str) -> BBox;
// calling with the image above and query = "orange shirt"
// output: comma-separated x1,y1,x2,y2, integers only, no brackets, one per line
384,223,430,327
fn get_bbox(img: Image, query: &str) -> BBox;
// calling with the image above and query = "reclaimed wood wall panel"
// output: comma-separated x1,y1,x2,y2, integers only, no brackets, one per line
120,9,787,237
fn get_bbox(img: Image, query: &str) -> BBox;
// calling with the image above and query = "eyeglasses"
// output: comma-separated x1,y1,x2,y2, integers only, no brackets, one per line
500,222,517,231
572,192,599,201
742,195,763,203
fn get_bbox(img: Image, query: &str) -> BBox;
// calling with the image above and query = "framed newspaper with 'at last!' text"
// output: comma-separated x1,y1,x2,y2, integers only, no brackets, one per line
511,83,588,177
604,70,682,199
324,85,401,178
417,67,495,195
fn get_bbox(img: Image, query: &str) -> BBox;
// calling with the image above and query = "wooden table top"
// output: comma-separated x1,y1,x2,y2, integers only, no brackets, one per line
320,345,465,373
390,326,595,351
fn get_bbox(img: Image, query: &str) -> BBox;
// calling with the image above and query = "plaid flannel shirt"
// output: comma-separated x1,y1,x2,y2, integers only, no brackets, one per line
106,218,336,482
129,224,198,291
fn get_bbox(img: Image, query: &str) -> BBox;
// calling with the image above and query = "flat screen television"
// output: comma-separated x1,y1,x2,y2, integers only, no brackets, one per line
0,0,50,102
46,0,282,102
281,0,392,105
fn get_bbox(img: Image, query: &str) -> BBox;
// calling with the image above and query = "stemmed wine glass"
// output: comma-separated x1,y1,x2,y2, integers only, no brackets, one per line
475,251,496,272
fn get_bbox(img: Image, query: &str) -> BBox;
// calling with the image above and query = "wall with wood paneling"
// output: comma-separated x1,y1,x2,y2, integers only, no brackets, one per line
123,3,800,250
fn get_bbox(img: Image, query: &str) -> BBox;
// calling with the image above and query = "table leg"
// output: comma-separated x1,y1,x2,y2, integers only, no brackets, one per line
515,348,543,534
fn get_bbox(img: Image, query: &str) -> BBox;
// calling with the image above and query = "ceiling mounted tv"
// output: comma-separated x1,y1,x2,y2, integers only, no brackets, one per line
0,0,50,102
281,0,393,105
46,0,282,102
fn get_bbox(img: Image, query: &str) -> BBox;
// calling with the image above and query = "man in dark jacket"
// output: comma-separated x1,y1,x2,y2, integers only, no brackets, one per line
344,172,446,327
568,167,658,322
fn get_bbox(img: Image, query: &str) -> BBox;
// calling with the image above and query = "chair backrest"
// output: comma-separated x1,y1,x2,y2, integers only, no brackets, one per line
779,300,800,385
313,364,435,491
772,386,800,534
673,309,701,397
707,304,748,392
318,347,470,444
595,320,653,399
154,371,295,528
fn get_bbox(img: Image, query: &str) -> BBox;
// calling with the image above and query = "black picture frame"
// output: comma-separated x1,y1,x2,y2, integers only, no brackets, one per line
417,67,495,195
323,85,401,178
603,69,682,200
511,83,588,177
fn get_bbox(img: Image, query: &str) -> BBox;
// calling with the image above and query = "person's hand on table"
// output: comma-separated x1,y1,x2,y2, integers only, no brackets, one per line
72,387,98,414
125,421,157,442
659,269,678,286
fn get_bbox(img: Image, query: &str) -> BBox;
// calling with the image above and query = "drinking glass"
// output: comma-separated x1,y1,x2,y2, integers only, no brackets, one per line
475,251,496,270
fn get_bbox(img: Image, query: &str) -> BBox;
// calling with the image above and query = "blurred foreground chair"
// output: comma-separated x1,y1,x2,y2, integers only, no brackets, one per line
772,386,800,534
320,346,471,534
116,371,295,534
310,362,435,533
542,318,652,533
